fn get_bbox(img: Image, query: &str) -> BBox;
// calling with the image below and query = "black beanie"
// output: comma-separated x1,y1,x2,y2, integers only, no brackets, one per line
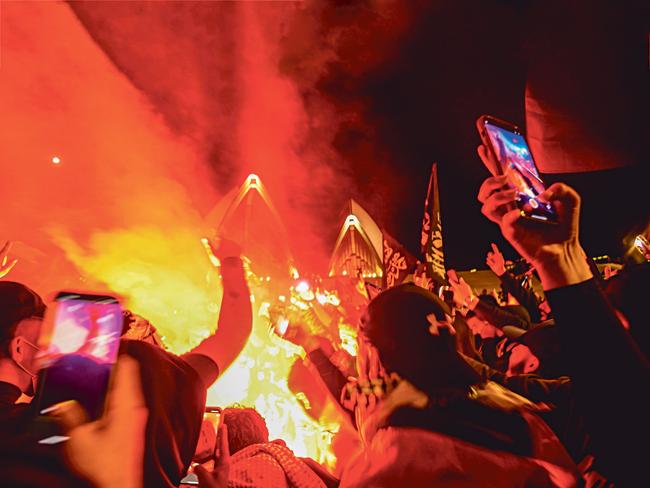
362,283,480,395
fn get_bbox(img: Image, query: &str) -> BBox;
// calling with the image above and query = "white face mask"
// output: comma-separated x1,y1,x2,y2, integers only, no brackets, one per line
13,338,41,395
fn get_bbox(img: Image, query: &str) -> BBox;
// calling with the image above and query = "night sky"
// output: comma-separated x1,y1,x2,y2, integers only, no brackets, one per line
316,0,648,269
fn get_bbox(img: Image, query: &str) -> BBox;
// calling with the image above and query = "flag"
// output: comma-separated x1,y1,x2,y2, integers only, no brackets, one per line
382,231,419,289
421,163,446,285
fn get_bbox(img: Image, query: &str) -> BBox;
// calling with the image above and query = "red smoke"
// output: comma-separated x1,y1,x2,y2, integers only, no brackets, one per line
65,0,422,273
1,0,422,330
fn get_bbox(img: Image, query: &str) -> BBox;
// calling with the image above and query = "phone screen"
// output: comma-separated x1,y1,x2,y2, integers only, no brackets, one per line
182,407,222,483
204,407,222,428
36,293,123,422
484,121,557,223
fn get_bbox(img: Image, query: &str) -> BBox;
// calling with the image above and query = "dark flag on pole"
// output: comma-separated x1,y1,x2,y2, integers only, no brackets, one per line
382,231,419,289
421,163,447,286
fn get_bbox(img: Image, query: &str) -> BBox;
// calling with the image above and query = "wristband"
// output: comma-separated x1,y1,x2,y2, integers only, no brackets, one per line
220,256,242,266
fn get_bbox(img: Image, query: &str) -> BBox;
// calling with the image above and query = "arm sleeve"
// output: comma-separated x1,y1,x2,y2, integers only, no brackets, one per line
545,279,650,485
182,353,220,388
499,272,543,323
473,297,530,329
463,354,571,405
306,348,349,405
187,258,253,386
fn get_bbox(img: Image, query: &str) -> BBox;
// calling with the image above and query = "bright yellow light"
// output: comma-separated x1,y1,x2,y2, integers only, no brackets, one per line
276,317,289,335
206,297,338,468
344,214,360,227
245,173,260,188
295,280,310,294
54,221,339,470
258,301,271,317
339,322,358,357
200,238,221,267
633,234,649,256
290,296,309,311
51,156,61,164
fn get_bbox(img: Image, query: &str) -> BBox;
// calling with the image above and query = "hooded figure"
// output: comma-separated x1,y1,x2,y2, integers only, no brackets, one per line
340,284,579,487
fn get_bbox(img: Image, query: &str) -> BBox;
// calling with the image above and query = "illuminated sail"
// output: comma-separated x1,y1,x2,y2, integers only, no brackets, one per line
204,174,295,280
328,199,383,283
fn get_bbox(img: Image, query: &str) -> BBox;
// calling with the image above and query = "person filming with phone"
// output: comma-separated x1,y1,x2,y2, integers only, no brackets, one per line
0,237,253,488
477,149,650,486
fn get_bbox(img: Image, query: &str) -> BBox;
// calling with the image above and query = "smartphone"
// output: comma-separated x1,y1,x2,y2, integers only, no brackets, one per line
204,406,222,427
476,115,557,223
181,407,223,485
35,292,123,425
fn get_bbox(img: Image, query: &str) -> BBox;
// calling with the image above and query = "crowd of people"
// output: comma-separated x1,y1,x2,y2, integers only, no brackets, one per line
1,142,648,488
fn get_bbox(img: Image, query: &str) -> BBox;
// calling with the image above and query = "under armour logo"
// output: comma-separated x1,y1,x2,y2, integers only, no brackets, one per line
427,313,456,336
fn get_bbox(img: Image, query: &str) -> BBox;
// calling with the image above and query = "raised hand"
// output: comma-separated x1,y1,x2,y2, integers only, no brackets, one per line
0,241,18,279
194,423,231,488
478,179,592,290
447,269,476,310
54,356,148,488
276,319,330,354
486,242,506,277
208,237,242,261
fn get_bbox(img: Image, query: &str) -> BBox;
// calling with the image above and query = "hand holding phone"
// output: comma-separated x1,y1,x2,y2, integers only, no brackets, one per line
57,356,148,488
192,407,222,465
194,422,230,488
182,408,229,487
476,115,557,223
35,292,124,427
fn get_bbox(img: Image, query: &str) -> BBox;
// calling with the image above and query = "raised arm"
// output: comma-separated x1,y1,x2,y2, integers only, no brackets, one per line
478,169,650,485
473,297,530,329
462,353,571,406
0,241,18,279
487,242,544,322
185,240,253,387
448,268,530,329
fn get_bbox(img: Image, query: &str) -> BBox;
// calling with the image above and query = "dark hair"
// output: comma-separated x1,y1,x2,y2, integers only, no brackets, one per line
0,282,46,357
362,284,480,396
221,407,269,455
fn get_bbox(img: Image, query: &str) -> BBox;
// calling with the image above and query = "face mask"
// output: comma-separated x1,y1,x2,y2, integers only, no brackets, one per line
13,339,41,395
